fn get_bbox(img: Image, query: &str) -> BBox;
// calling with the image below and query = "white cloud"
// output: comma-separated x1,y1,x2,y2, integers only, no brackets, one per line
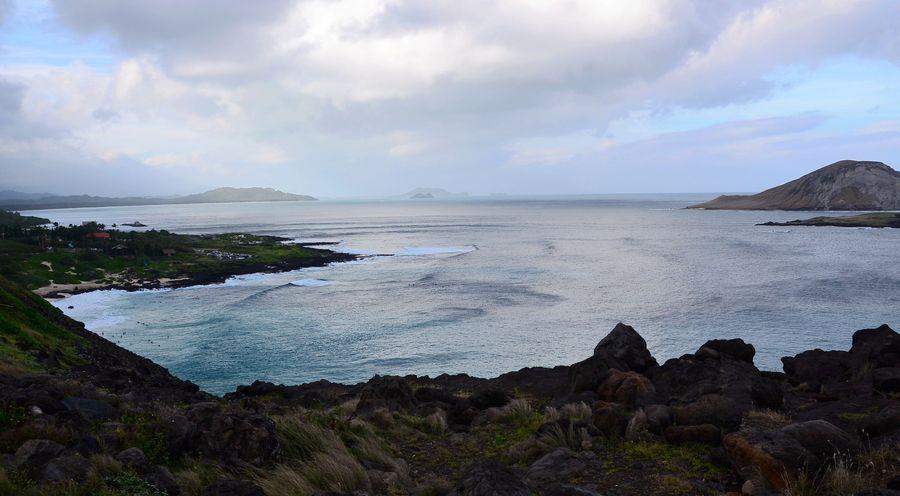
0,0,898,195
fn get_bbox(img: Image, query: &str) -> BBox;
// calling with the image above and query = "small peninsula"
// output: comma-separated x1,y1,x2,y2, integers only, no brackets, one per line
759,212,900,228
0,211,355,298
689,160,900,210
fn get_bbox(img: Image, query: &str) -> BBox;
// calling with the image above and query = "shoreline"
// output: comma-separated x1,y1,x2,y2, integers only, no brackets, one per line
36,244,360,299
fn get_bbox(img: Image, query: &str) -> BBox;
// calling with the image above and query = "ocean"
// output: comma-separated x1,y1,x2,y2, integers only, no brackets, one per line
30,196,900,395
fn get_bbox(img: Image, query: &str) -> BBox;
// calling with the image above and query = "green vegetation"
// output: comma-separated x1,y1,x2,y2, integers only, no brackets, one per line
760,212,900,228
0,210,50,230
0,214,340,292
0,274,85,373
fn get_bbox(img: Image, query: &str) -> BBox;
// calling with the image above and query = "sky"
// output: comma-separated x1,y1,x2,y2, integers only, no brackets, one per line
1,0,899,197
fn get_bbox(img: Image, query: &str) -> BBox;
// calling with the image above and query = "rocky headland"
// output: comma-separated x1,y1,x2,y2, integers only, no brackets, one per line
689,160,900,210
0,273,898,496
758,212,900,229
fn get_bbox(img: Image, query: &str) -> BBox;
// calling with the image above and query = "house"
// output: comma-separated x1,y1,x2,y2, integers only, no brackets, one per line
88,232,111,239
162,249,176,256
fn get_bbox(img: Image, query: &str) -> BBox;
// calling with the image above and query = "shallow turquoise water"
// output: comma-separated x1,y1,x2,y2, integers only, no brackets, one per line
32,197,900,395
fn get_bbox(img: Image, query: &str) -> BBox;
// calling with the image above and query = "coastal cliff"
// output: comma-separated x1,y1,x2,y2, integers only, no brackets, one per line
689,160,900,210
0,275,898,495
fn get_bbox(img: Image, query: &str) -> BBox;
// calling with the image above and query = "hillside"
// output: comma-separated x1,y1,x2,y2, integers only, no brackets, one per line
0,187,316,210
0,270,898,494
689,160,900,210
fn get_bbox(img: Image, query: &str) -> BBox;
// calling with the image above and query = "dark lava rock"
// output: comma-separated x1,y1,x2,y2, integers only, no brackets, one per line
71,436,101,457
62,396,119,422
469,389,511,410
185,402,280,465
597,369,655,407
451,459,531,496
782,349,851,386
594,323,658,373
201,479,266,496
664,424,721,445
850,324,900,370
13,439,65,473
672,394,742,430
525,448,597,485
696,338,756,363
852,491,900,496
115,447,150,472
724,420,859,489
569,323,658,392
356,375,415,413
873,367,900,393
862,406,900,438
144,465,181,495
643,404,673,435
40,454,91,483
652,343,782,415
591,401,630,438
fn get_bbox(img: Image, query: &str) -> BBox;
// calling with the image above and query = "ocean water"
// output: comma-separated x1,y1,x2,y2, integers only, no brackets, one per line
30,197,900,395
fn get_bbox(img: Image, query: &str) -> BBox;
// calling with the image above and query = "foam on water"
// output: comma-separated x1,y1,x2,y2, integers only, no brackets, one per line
290,278,331,287
397,245,477,256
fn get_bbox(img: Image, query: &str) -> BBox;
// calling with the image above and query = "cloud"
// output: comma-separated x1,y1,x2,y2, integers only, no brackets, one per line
0,0,898,195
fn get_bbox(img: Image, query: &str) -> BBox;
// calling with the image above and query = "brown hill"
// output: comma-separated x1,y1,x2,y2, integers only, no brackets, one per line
689,160,900,210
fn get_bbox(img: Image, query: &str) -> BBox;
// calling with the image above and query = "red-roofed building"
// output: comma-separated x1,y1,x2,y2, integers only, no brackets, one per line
88,232,111,239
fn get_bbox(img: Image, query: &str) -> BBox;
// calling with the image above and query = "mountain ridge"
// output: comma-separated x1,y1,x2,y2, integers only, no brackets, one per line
688,160,900,210
0,187,316,210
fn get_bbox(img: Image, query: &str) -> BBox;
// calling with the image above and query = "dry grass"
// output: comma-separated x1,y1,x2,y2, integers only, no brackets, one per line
255,464,315,496
493,398,534,423
424,409,448,435
559,401,592,421
743,409,792,430
536,422,591,452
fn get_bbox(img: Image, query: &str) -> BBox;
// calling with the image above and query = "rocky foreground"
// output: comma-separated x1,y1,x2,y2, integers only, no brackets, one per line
1,278,898,495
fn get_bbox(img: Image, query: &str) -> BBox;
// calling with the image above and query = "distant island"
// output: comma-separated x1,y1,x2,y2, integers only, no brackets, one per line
688,160,900,210
397,187,468,200
0,187,317,210
758,212,900,228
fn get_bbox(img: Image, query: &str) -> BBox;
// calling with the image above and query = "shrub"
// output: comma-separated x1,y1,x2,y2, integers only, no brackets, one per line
423,410,448,435
743,409,792,430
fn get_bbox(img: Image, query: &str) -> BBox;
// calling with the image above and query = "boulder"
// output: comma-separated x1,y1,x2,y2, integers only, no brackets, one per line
201,479,266,496
643,404,672,435
782,349,851,386
862,406,900,438
672,394,742,430
469,389,511,410
597,369,655,407
71,436,100,457
849,324,900,370
40,454,91,484
525,448,595,485
356,376,415,413
569,323,658,393
724,420,859,489
13,439,65,473
696,339,756,363
652,348,780,413
62,396,119,422
144,465,181,495
873,367,900,394
664,424,721,445
115,447,150,472
451,459,531,496
593,323,658,373
591,401,630,438
185,402,279,465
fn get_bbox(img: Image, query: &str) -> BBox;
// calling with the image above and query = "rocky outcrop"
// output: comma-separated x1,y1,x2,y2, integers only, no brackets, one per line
689,160,900,210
